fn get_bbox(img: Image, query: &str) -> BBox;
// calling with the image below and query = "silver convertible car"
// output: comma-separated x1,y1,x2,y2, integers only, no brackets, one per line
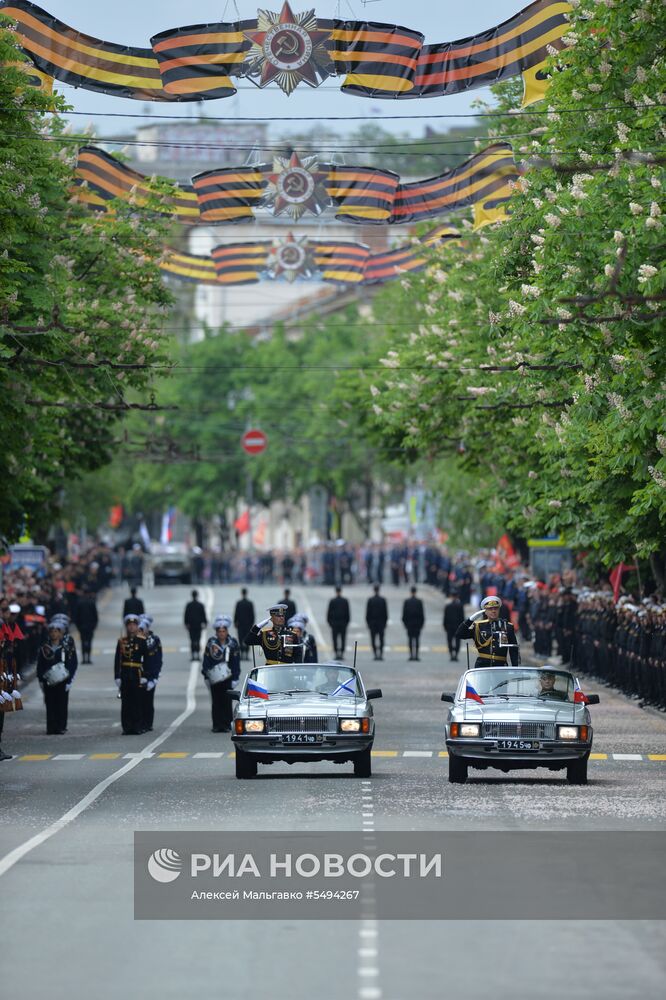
230,662,382,779
442,666,600,785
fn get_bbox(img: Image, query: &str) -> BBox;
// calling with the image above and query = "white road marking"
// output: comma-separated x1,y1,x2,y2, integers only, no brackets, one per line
193,752,225,759
403,750,433,757
612,753,643,760
0,586,213,880
52,754,85,761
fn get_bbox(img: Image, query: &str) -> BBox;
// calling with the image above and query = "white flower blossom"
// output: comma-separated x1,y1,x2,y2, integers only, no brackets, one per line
531,234,545,246
610,354,627,372
638,264,658,283
548,500,563,508
607,392,630,421
650,201,661,217
587,83,602,93
613,230,624,244
616,122,630,143
528,470,537,479
466,386,492,396
369,384,380,397
508,299,527,316
657,435,666,456
544,212,561,228
648,466,666,489
604,264,615,278
629,202,643,215
520,284,541,298
372,404,383,417
488,310,502,325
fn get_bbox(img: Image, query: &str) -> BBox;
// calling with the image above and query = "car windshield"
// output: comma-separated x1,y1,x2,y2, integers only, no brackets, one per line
248,665,361,697
465,668,575,702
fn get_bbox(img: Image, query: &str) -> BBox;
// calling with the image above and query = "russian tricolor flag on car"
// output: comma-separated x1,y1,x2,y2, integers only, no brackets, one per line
247,679,269,700
465,684,484,704
573,680,588,705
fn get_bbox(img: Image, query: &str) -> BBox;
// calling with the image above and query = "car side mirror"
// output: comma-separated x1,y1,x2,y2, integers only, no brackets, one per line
441,693,454,703
585,693,600,705
366,688,382,700
228,690,241,700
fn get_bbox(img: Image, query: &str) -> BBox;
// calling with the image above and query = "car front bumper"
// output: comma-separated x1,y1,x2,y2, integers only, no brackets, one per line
446,738,592,767
232,733,374,762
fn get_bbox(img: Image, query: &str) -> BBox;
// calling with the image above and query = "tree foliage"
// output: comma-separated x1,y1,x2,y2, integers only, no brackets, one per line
0,23,174,542
336,0,666,577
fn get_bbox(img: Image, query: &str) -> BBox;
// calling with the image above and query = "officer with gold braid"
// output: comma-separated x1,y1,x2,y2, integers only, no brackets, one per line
245,604,303,665
455,596,521,667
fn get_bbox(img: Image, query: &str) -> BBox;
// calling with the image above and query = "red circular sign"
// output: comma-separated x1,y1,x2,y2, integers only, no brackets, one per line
241,429,267,455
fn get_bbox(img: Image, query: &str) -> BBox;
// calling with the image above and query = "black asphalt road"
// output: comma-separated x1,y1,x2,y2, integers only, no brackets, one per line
2,583,665,1000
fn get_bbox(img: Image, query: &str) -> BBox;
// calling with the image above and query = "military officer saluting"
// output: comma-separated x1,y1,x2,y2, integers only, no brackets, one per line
114,613,147,735
455,595,521,667
245,604,303,664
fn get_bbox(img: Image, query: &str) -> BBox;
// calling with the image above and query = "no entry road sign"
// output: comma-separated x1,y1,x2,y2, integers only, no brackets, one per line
241,429,267,455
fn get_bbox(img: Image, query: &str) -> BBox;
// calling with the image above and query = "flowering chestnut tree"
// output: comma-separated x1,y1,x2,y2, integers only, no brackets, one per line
0,24,174,541
351,0,666,584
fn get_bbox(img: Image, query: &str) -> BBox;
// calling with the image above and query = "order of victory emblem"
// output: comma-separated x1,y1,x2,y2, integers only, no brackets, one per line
243,3,333,94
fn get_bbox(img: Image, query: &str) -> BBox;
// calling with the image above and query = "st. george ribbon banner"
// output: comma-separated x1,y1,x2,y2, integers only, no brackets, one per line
0,1,572,107
73,145,519,229
160,226,462,288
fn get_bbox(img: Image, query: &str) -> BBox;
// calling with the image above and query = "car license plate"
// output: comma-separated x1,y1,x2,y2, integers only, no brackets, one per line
281,734,324,745
497,739,540,751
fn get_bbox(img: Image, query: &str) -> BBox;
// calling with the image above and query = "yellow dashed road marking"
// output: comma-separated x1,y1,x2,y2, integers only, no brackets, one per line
371,750,398,757
158,752,189,759
648,754,666,761
590,753,608,760
18,754,51,761
89,753,121,760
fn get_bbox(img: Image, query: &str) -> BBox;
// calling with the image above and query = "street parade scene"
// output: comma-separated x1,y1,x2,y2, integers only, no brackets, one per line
0,0,665,998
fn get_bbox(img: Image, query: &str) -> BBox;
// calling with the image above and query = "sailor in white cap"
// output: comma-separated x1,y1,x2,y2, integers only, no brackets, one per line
455,595,521,667
288,615,318,663
202,615,240,732
138,615,162,732
245,604,302,665
114,613,147,734
36,617,78,734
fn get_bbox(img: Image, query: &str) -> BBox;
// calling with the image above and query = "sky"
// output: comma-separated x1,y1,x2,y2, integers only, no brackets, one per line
40,1,523,139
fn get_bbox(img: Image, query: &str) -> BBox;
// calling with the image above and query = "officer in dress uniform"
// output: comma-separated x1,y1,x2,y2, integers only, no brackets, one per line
455,595,521,667
288,615,318,663
0,601,26,760
36,615,78,734
114,613,147,735
138,615,162,733
245,604,303,664
202,615,240,732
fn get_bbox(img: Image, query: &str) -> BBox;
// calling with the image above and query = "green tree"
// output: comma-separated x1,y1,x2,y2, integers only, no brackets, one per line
0,23,175,542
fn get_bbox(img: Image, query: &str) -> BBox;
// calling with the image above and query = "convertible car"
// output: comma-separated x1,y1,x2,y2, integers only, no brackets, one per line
231,662,382,779
442,666,600,785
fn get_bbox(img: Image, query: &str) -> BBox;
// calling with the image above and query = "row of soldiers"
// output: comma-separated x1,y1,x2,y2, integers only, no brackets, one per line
573,593,666,709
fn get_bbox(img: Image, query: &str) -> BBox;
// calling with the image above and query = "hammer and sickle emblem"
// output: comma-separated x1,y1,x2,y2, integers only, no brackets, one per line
274,31,299,58
284,172,307,195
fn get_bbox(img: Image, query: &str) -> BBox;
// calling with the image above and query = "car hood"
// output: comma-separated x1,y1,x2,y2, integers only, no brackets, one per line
456,699,581,723
240,694,364,716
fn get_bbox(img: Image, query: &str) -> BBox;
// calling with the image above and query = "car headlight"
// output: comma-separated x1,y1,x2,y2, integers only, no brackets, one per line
244,720,265,733
557,725,579,740
459,723,481,738
339,719,361,732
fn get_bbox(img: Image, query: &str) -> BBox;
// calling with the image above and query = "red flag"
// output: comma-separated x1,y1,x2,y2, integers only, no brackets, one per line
1,623,13,641
234,510,250,535
11,623,25,641
609,563,636,602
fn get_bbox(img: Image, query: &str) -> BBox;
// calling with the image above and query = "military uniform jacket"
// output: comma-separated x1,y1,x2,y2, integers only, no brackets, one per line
114,635,147,680
143,633,163,682
455,617,520,666
303,634,318,664
245,625,303,664
202,635,240,681
37,635,78,684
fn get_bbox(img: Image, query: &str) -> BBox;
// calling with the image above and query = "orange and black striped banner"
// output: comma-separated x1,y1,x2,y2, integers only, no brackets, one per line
74,147,200,223
170,227,460,288
1,1,570,105
192,146,515,227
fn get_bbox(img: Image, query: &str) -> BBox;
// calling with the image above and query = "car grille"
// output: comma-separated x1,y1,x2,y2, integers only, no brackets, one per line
266,716,337,734
483,722,555,740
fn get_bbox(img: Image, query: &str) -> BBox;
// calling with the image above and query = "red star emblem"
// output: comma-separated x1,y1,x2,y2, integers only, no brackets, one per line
266,151,328,218
243,3,333,94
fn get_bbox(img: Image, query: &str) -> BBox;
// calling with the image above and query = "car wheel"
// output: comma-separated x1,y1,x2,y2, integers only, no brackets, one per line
353,748,372,778
566,757,588,785
235,748,257,779
448,755,468,784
